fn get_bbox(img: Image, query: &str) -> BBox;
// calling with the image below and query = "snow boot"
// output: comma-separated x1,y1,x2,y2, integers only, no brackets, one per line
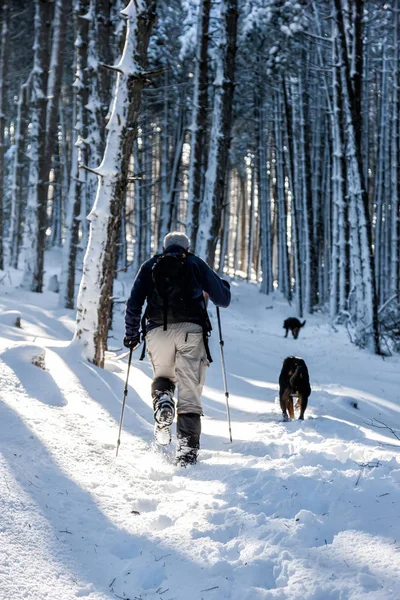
175,441,198,467
152,377,176,446
175,413,200,467
154,393,175,445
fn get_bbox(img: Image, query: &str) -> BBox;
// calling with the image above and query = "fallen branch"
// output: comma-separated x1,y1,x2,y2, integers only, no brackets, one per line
365,418,400,442
353,460,381,486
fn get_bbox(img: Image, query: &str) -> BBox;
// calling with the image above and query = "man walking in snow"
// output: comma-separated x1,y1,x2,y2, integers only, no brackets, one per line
124,232,231,466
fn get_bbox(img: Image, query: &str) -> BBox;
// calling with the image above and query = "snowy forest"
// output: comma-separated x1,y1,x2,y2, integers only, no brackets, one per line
2,2,400,599
0,0,399,364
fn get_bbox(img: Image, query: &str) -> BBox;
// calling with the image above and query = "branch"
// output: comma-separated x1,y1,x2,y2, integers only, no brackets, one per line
114,262,134,274
365,419,400,442
99,62,124,75
141,67,169,79
302,30,332,43
79,164,102,177
378,294,398,315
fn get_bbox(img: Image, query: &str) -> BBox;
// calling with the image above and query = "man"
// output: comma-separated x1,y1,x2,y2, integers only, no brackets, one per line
124,231,231,466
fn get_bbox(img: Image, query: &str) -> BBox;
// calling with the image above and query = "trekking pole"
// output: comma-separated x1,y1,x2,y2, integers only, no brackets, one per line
116,347,134,457
216,307,232,442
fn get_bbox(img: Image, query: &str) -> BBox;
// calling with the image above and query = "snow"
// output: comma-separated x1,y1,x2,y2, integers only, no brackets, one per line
1,270,400,599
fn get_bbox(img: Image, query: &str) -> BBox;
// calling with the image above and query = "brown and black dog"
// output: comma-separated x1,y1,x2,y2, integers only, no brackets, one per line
283,318,306,339
279,356,311,421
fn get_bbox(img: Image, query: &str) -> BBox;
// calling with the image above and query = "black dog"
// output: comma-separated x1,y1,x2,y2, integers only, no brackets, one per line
283,318,306,339
279,356,311,421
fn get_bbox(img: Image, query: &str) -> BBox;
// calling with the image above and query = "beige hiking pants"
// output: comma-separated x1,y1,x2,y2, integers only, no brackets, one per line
146,322,209,414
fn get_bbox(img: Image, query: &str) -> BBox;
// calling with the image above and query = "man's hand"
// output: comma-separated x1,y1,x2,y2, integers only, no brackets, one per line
123,335,140,349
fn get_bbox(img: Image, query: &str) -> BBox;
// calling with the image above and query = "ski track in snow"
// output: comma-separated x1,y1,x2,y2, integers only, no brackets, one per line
1,274,400,600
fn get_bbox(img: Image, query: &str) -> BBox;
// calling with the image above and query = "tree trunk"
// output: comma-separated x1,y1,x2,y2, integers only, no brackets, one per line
282,80,301,314
390,0,399,300
257,94,273,295
334,0,380,353
21,0,53,292
8,77,31,269
74,0,157,367
196,0,238,266
0,0,9,270
45,0,69,191
59,0,89,309
186,0,211,249
275,91,290,299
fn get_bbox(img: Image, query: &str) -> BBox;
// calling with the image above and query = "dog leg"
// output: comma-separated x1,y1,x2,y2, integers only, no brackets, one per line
298,394,308,420
280,390,290,422
284,328,288,338
288,396,295,420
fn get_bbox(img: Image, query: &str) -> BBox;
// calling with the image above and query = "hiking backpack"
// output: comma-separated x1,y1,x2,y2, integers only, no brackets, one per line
146,252,192,330
139,251,213,362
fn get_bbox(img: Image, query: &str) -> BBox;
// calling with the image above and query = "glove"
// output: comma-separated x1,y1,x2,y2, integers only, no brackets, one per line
222,279,230,289
123,335,140,349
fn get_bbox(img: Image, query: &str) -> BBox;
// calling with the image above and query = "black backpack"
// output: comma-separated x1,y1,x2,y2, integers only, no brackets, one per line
139,251,213,363
146,252,192,330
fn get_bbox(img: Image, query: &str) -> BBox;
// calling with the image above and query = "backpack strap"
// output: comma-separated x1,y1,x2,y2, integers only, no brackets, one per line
203,330,213,364
163,294,168,331
201,294,213,363
139,312,147,361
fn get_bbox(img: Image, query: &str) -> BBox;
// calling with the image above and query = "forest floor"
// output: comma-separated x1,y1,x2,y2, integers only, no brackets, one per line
1,259,400,599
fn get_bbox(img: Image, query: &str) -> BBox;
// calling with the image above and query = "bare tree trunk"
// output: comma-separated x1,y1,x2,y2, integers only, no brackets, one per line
196,0,238,266
8,77,31,269
21,0,53,292
186,0,211,249
166,95,185,232
390,0,399,300
374,47,389,304
282,80,301,314
258,94,273,295
246,161,255,281
334,0,380,353
158,71,170,249
59,0,89,309
0,0,10,270
45,0,69,187
330,31,345,320
85,0,116,245
275,91,290,298
74,0,157,367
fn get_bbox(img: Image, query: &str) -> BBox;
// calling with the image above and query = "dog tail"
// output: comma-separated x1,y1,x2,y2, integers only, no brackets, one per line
301,320,306,327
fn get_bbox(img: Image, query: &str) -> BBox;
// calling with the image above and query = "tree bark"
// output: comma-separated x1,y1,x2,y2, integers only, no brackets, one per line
59,0,89,309
45,0,69,185
333,0,380,353
0,0,9,270
186,0,211,249
21,0,53,292
196,0,238,266
74,0,157,367
8,77,31,269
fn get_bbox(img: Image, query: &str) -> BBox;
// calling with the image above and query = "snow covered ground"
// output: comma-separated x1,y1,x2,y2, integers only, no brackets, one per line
1,266,400,600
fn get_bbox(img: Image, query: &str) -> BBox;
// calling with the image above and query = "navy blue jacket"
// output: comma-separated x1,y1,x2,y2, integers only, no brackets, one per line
125,245,231,338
